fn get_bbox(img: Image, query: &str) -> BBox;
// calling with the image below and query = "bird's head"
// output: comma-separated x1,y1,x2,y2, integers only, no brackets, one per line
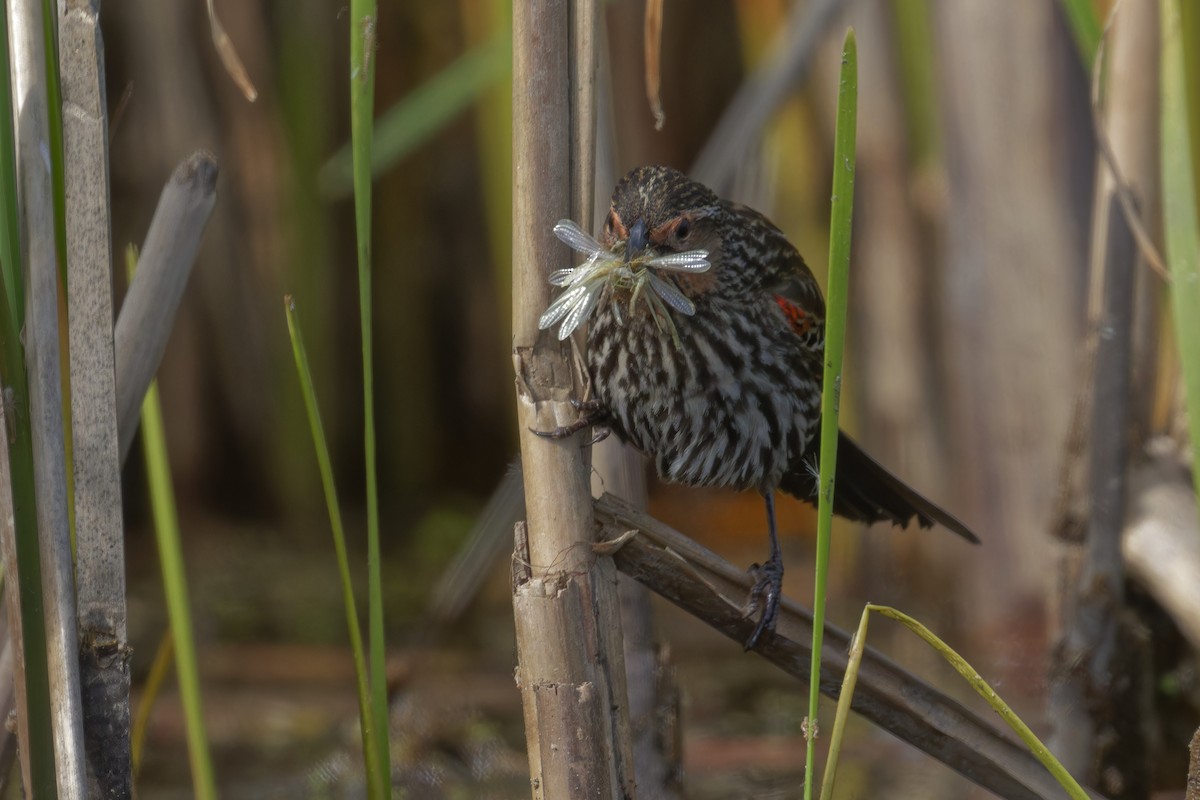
604,166,723,286
539,166,721,343
540,165,818,346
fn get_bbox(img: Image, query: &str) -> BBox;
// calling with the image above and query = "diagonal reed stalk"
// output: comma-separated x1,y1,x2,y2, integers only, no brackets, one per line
284,296,382,799
805,27,856,800
320,25,511,199
348,0,390,792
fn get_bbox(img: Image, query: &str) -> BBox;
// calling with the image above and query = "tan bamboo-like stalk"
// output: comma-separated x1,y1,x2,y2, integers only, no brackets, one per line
511,0,634,796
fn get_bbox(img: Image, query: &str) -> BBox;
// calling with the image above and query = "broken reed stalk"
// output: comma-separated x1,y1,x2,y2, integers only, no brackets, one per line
511,0,634,796
113,153,218,465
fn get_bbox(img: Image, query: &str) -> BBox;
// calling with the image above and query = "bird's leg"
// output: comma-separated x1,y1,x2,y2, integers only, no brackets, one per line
744,491,784,650
530,398,609,441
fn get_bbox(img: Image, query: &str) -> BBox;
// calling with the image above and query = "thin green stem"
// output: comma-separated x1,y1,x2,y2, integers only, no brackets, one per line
284,296,382,799
141,385,216,800
819,607,869,800
349,0,390,792
132,247,216,800
865,605,1090,800
806,28,856,800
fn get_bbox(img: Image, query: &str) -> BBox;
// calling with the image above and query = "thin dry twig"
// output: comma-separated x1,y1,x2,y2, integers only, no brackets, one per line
1091,1,1167,280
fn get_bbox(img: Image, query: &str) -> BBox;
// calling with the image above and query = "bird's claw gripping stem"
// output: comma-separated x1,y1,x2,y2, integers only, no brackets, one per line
744,554,784,650
530,398,608,441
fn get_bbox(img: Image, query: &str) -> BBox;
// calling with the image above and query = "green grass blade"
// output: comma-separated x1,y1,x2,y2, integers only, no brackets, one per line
819,607,870,800
806,27,857,800
131,247,216,800
865,605,1090,800
348,1,390,793
284,296,382,799
1162,0,1200,501
320,27,511,198
1058,0,1100,67
0,4,57,794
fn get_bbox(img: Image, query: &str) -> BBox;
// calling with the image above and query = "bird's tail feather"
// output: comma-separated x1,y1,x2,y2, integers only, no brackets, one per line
779,431,979,544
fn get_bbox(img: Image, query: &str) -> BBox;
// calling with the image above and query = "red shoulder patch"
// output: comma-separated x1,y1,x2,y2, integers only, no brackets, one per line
774,295,814,337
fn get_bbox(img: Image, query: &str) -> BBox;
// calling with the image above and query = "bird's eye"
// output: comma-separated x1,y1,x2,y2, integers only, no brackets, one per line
604,211,615,236
675,218,691,241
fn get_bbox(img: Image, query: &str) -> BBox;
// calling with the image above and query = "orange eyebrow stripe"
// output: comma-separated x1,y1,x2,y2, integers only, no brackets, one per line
774,295,813,337
611,209,628,239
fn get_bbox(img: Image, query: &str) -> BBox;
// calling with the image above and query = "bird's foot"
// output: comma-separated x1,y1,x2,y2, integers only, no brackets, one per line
743,555,784,650
530,398,607,440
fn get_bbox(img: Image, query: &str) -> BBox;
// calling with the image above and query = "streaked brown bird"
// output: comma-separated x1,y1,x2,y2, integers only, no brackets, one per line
540,165,978,649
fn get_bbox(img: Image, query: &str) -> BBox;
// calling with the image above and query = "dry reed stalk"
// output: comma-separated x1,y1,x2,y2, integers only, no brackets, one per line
511,0,634,796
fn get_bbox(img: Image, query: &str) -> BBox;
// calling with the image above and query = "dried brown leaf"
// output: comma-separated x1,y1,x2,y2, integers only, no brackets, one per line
207,0,258,102
644,0,665,130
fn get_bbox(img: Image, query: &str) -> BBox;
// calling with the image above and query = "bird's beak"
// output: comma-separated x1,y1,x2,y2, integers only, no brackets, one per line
625,217,648,263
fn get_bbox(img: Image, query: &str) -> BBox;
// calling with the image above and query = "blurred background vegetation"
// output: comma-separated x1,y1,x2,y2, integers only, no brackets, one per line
100,0,1200,797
